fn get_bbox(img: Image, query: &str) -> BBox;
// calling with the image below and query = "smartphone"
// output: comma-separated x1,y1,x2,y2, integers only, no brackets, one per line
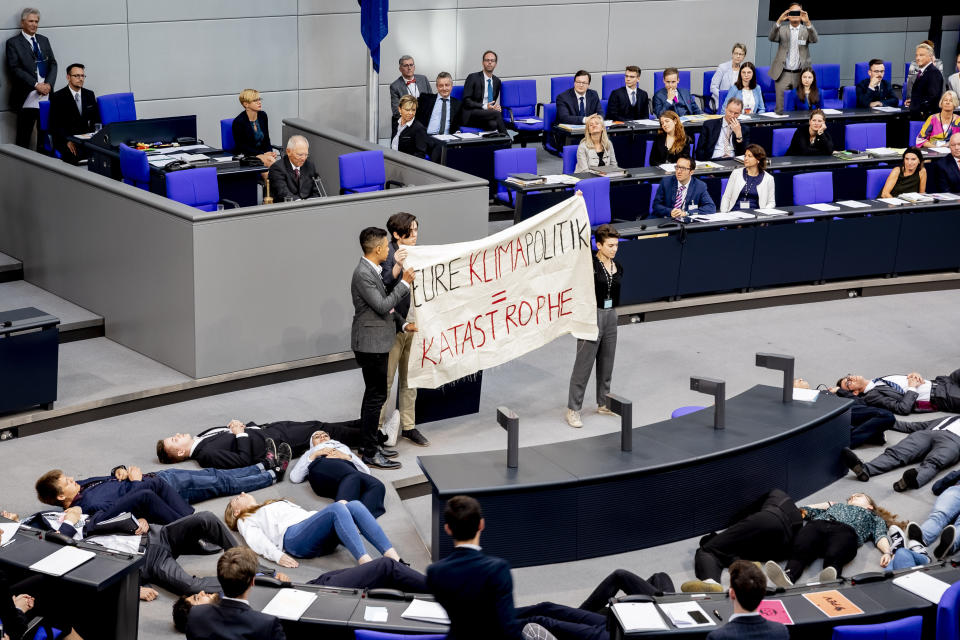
689,610,710,624
788,10,802,16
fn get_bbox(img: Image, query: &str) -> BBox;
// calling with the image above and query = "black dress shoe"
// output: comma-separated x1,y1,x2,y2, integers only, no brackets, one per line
378,446,399,458
195,539,223,555
840,447,869,481
401,428,430,447
362,452,402,470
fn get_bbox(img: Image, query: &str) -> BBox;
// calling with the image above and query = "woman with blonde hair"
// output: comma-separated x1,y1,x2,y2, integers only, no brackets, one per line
915,91,960,147
231,88,278,167
574,113,618,173
648,110,690,166
225,492,400,568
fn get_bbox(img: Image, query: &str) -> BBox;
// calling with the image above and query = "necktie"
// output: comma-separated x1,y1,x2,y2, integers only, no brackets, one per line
486,78,493,104
578,96,585,118
721,123,733,158
406,79,415,85
31,36,47,79
630,90,636,106
75,92,81,113
439,98,448,134
674,184,686,210
874,377,905,394
294,167,300,183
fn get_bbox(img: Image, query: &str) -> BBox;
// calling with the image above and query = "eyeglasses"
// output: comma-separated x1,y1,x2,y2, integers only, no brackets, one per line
400,63,415,68
574,80,589,86
675,165,692,172
483,58,496,63
69,74,86,78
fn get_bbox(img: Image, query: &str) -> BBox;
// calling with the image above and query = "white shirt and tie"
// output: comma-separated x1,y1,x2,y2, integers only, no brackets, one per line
70,87,82,112
787,25,801,71
404,78,420,99
427,96,452,135
20,31,47,109
713,119,735,159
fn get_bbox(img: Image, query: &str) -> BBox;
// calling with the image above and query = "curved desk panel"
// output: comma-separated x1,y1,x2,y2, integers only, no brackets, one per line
418,385,853,567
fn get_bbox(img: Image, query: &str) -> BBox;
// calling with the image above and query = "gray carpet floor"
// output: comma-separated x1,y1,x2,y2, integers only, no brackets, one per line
1,287,958,638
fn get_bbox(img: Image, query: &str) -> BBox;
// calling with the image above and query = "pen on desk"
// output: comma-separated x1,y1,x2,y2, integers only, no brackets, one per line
713,609,722,621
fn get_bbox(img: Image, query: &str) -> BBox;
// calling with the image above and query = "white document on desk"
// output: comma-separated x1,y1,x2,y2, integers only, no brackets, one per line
836,200,870,208
932,192,960,201
543,174,580,185
213,156,233,163
0,522,19,546
793,388,820,402
821,108,842,115
610,602,668,632
30,546,96,576
363,606,389,622
754,207,788,216
432,134,458,141
892,571,952,603
877,197,905,206
872,106,901,113
454,132,480,139
805,203,841,212
260,588,317,620
759,112,789,118
658,601,716,628
401,599,450,624
659,163,676,172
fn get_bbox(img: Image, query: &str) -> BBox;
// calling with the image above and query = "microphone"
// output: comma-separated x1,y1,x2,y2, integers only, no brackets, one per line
312,176,327,198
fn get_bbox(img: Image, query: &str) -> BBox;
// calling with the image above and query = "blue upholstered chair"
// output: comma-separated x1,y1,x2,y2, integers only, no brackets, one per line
97,92,136,125
648,183,659,216
501,79,542,144
165,167,237,211
542,103,559,155
909,121,924,146
354,630,446,640
578,176,611,226
450,85,464,102
845,122,886,151
562,144,578,174
602,73,625,100
702,70,717,113
653,70,691,93
772,128,795,157
119,143,150,190
784,91,797,112
793,172,833,206
220,118,235,153
842,86,858,109
644,139,653,166
672,406,704,418
550,76,575,102
37,100,59,158
865,168,889,199
902,62,911,104
755,66,777,108
831,615,922,639
493,147,537,206
854,60,893,86
812,64,841,108
338,150,401,194
937,580,960,640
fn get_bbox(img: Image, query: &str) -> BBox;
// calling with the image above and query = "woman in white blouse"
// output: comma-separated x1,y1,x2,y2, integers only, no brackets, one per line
226,492,401,568
710,43,747,112
720,144,775,212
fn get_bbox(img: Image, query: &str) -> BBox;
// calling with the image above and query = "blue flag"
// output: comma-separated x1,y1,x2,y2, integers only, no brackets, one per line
358,0,389,73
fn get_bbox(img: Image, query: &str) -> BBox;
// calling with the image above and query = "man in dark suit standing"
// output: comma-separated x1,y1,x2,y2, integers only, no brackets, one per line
417,71,462,161
5,8,57,150
48,63,100,164
933,132,960,192
186,547,286,640
605,66,649,122
267,135,322,200
907,42,945,120
462,50,508,134
389,55,431,119
351,227,416,470
696,98,748,161
556,70,602,125
705,560,788,640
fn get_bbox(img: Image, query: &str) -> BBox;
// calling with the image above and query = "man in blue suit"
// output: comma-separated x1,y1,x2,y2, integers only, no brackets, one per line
556,70,602,125
706,560,787,639
427,495,610,640
653,67,702,117
650,156,716,219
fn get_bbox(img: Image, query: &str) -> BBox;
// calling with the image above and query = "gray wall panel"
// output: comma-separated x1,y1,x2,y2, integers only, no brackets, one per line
127,0,297,22
0,2,126,29
43,25,131,96
298,13,367,89
129,17,298,100
381,9,458,86
300,87,367,139
0,111,15,144
298,0,359,15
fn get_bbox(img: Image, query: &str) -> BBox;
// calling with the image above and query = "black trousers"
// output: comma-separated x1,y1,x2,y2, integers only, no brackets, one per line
308,557,427,592
579,570,674,612
933,368,960,413
142,512,237,595
15,107,42,150
355,351,389,457
464,108,507,133
262,419,365,455
308,457,386,517
850,405,895,448
516,602,608,640
695,489,801,582
785,519,859,582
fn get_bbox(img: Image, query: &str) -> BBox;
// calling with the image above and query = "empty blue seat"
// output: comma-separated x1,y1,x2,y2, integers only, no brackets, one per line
166,167,236,211
220,118,235,153
842,86,858,109
937,580,960,640
831,615,922,639
37,100,59,158
119,143,150,190
550,76,575,102
97,92,136,126
909,121,924,146
542,103,559,154
339,149,402,194
812,64,841,108
501,79,541,139
562,144,578,174
772,128,795,157
755,66,777,109
578,176,611,226
701,70,717,113
654,70,691,93
494,147,537,206
354,630,446,640
794,172,833,206
865,168,889,199
854,60,892,85
450,85,464,102
845,122,886,151
602,73,625,100
672,406,704,418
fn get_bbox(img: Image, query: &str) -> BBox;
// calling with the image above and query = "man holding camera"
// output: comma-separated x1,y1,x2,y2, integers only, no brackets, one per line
768,3,818,113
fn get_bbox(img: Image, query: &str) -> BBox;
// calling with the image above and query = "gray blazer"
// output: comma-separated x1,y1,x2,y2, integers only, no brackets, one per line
350,258,409,354
767,23,818,79
389,74,432,116
574,141,618,174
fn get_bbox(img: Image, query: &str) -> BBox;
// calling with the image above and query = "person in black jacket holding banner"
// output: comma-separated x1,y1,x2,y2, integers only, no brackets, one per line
566,223,623,428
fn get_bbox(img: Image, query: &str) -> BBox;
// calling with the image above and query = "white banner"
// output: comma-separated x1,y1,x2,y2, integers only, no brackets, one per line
404,195,599,389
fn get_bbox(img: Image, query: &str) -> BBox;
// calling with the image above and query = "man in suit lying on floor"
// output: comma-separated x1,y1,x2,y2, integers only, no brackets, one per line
836,369,960,415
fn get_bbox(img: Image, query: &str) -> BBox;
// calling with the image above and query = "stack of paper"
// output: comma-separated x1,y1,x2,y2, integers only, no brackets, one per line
932,192,960,201
898,192,935,203
30,546,95,576
805,203,841,212
759,112,789,119
793,388,820,402
261,589,317,621
926,146,951,155
0,522,19,546
432,134,458,142
658,601,716,628
542,174,581,185
754,207,788,216
892,570,952,603
871,106,901,113
401,599,450,624
836,200,870,208
877,197,905,206
454,132,480,139
610,602,668,632
821,108,842,115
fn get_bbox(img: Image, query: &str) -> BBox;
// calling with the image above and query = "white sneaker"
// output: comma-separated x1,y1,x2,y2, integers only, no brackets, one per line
764,560,793,588
383,410,401,447
817,566,837,583
565,409,583,428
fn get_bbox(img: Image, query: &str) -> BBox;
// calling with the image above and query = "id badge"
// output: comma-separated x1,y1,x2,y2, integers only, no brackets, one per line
688,202,698,212
739,200,751,210
798,39,807,46
603,298,613,309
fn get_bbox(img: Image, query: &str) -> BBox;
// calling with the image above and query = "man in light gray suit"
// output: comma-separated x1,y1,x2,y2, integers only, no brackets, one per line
768,2,817,113
390,55,432,119
351,227,416,470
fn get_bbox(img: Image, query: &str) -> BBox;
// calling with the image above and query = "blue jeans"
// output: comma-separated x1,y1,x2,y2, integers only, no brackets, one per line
282,500,392,561
891,548,931,570
156,465,274,504
919,485,960,549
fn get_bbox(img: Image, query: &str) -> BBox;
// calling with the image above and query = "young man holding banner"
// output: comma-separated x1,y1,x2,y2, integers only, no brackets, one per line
351,227,416,470
566,224,623,428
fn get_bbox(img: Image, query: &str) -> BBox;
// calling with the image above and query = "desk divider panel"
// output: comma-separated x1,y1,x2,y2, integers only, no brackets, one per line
894,207,960,274
822,212,902,281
